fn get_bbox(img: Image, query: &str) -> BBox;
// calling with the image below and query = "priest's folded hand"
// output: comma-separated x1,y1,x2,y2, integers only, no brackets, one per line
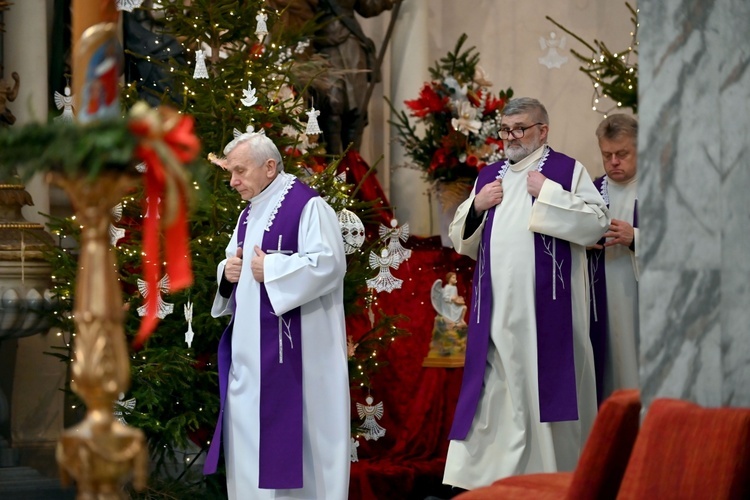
224,247,243,283
251,245,266,282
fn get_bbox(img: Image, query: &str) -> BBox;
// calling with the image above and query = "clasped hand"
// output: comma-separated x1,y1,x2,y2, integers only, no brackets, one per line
473,172,547,213
223,246,268,283
602,219,634,248
474,180,503,213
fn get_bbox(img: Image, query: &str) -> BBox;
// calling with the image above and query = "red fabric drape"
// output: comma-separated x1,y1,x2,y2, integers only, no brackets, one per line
347,237,476,499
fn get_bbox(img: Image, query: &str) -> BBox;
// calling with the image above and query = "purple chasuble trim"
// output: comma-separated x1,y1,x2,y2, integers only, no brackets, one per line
449,148,580,441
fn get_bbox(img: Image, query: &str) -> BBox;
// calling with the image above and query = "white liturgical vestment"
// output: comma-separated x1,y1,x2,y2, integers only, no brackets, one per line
211,173,350,500
443,146,609,490
602,175,639,396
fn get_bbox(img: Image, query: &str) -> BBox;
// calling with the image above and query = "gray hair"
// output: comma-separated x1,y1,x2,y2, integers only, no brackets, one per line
595,114,638,143
502,97,549,125
225,129,284,173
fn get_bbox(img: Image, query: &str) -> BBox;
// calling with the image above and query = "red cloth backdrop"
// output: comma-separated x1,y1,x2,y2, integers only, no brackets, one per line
347,236,476,499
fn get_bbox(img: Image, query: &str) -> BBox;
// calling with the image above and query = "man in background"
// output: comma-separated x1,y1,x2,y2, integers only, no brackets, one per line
588,113,639,402
444,97,610,490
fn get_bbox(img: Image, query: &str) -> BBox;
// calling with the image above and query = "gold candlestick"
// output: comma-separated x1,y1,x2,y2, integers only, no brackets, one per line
52,171,147,499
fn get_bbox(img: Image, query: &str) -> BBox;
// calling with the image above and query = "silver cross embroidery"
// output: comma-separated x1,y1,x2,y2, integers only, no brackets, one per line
268,235,293,363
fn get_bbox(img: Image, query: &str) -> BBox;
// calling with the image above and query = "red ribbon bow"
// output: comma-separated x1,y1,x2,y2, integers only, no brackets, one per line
128,103,200,349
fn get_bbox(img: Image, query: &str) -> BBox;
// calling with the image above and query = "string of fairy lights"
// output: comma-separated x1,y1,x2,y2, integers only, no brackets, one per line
589,6,639,116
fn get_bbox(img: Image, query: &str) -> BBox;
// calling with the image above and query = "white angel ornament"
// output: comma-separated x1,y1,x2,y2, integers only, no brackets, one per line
366,248,403,293
430,272,467,326
240,81,258,107
350,437,360,462
54,86,75,123
109,203,126,246
255,12,268,40
305,106,322,135
538,31,569,69
379,218,411,265
137,274,174,319
184,301,195,348
113,393,137,424
356,396,386,441
193,49,209,79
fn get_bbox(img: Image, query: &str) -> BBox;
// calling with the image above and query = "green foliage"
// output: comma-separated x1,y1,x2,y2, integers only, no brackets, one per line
0,119,137,180
547,2,638,114
387,33,513,183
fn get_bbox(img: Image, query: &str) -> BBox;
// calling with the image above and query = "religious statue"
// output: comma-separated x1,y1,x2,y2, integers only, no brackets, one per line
423,272,468,368
0,71,20,127
268,0,396,154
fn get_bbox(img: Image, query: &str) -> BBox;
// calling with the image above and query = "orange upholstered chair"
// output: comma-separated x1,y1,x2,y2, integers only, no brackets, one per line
616,398,750,500
455,389,641,500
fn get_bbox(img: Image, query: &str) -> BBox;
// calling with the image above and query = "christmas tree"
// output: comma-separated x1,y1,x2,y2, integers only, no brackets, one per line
547,2,638,114
37,1,407,496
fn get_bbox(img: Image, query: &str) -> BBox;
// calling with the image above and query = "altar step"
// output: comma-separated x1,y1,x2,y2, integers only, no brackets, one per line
0,466,75,499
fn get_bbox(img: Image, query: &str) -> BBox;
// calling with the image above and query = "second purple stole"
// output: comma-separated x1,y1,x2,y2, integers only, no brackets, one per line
449,148,579,441
587,176,638,405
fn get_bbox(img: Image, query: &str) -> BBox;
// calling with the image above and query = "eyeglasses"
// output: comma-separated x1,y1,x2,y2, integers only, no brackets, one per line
499,123,543,140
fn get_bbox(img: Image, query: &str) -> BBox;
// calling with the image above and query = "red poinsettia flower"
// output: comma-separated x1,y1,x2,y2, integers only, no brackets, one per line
429,146,458,172
466,154,479,167
483,92,505,115
405,83,449,118
466,89,504,116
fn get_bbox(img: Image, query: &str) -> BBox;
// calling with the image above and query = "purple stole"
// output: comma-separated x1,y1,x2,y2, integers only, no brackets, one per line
449,148,579,441
204,177,317,490
587,176,638,404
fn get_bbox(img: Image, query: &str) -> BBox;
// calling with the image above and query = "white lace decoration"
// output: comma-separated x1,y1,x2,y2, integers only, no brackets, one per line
599,176,610,206
265,173,296,232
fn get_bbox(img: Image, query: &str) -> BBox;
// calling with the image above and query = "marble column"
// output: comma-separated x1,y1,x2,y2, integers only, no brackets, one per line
638,0,750,407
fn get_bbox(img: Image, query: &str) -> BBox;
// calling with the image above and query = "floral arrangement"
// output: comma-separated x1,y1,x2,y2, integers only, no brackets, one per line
389,34,513,184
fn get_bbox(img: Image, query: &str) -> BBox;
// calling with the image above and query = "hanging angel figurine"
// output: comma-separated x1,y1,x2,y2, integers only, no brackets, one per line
53,86,75,123
184,301,195,348
430,272,467,326
113,393,137,424
305,106,322,135
193,48,209,79
137,274,174,319
240,81,258,107
356,395,386,441
366,248,403,293
109,203,126,246
379,218,411,266
255,11,268,40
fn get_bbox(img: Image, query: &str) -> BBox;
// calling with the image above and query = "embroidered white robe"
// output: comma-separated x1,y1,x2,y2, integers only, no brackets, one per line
443,146,609,490
211,173,350,500
602,175,639,396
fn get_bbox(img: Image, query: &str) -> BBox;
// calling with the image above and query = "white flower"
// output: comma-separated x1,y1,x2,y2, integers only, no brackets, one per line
451,101,482,135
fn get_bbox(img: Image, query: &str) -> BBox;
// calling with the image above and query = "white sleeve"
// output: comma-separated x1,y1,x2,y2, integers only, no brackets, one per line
211,214,241,318
263,197,347,316
529,160,611,247
448,190,484,260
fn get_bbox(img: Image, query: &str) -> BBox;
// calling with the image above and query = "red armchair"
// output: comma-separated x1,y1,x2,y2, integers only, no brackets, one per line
616,398,750,500
455,389,641,500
